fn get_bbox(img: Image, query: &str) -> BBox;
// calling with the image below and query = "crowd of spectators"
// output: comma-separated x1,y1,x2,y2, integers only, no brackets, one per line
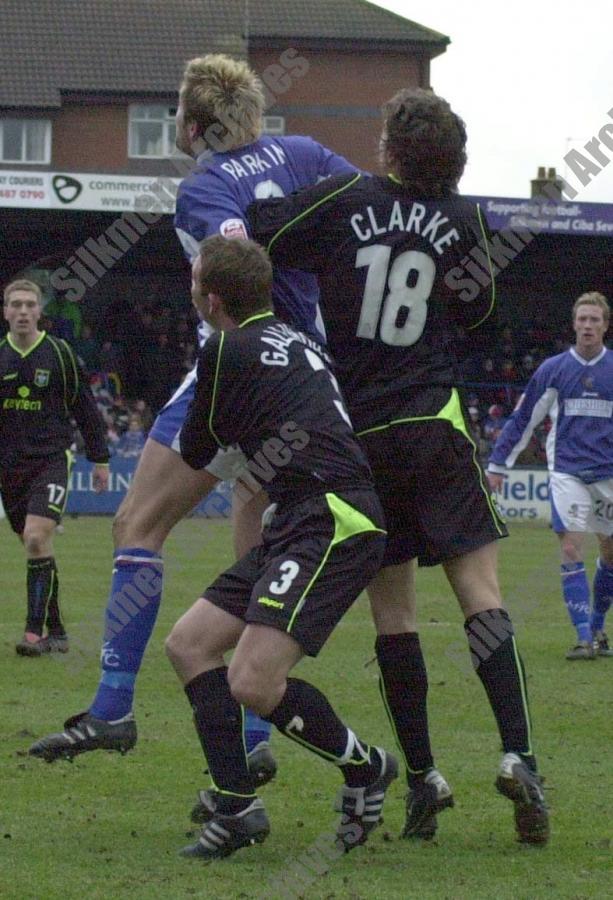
0,279,574,464
34,287,200,413
460,321,568,463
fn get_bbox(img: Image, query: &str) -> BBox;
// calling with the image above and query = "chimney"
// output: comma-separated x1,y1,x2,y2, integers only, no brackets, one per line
531,166,564,199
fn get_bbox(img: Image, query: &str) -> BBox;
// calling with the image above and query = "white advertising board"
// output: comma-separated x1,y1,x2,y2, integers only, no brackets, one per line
0,170,181,213
495,468,551,522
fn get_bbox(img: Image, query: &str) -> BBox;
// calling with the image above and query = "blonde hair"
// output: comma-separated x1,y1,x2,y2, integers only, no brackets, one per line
3,278,42,305
573,291,610,324
181,54,265,151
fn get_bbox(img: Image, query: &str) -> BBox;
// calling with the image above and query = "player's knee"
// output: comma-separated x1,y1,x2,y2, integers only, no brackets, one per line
112,500,134,547
165,621,193,667
228,663,277,716
560,536,582,564
599,541,613,566
22,526,51,557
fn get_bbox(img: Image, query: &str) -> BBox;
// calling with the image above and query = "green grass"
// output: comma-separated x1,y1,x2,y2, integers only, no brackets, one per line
1,516,611,899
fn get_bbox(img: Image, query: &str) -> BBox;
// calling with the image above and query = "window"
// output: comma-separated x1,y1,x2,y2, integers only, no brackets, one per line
128,104,177,158
262,115,285,136
0,119,51,163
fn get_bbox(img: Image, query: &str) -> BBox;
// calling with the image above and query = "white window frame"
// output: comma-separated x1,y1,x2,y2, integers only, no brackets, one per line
262,115,285,136
0,119,51,164
128,104,177,159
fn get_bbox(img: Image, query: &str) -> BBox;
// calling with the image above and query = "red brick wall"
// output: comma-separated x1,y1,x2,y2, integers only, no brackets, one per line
0,48,427,174
52,105,128,171
250,47,424,169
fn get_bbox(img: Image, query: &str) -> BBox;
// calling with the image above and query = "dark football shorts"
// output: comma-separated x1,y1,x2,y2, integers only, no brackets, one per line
358,401,507,568
204,489,386,656
0,451,72,535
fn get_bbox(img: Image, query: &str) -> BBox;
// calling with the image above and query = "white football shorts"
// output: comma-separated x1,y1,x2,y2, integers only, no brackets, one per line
549,471,613,535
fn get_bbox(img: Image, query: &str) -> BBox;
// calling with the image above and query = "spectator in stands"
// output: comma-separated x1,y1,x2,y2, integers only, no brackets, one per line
43,293,83,342
115,415,146,458
106,423,121,454
74,323,101,372
483,404,508,444
109,395,130,434
520,353,536,380
99,340,127,388
132,399,153,433
90,374,114,418
501,358,520,383
467,405,488,460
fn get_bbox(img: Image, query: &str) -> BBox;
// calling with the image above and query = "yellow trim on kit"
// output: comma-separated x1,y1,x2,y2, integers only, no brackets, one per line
511,636,533,756
357,388,505,536
286,492,385,636
207,332,226,448
280,727,341,762
7,330,46,359
61,450,74,517
377,675,424,774
46,335,70,415
238,310,274,329
467,204,497,331
206,706,253,796
61,339,80,405
266,173,362,255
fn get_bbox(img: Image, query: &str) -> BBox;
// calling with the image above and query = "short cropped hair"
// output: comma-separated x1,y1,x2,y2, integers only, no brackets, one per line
181,54,265,151
3,278,42,305
381,88,467,197
198,236,272,321
573,291,610,324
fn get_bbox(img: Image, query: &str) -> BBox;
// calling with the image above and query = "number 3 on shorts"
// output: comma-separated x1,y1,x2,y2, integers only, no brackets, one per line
270,560,300,595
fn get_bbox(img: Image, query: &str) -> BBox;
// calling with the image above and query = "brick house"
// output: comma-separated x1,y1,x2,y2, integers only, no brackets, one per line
0,0,448,317
0,0,448,176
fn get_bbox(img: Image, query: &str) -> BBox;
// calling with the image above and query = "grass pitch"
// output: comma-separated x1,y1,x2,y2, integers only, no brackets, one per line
1,515,611,899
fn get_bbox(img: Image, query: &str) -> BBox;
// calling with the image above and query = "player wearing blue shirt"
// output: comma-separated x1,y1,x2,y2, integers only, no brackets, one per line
488,293,613,659
30,54,355,769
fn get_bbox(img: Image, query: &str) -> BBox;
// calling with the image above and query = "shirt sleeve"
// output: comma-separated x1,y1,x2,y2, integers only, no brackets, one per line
248,172,362,273
179,335,226,470
311,138,358,178
175,174,248,255
488,363,556,470
450,203,498,334
61,340,110,464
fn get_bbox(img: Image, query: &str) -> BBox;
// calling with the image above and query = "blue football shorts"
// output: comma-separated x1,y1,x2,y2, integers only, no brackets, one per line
149,364,247,481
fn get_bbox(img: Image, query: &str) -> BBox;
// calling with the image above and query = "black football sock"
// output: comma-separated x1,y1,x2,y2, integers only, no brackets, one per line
26,557,55,636
44,559,65,637
265,677,381,787
376,632,434,785
465,608,536,771
184,667,255,813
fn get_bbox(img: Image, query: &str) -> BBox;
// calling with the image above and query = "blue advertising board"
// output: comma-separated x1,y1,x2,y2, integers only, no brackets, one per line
467,195,613,236
65,456,232,517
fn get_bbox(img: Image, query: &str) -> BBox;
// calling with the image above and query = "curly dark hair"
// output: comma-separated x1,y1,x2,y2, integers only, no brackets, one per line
380,88,467,197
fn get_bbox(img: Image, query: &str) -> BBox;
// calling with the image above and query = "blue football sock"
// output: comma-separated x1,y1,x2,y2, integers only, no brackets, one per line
560,562,591,643
244,707,272,753
591,558,613,634
90,548,163,721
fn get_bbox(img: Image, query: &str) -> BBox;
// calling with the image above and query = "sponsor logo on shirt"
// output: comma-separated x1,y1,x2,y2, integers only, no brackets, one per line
257,595,284,609
2,384,42,410
219,218,248,239
564,398,613,418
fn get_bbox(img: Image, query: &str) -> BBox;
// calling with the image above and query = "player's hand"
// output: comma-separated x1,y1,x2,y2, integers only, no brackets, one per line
93,463,110,493
486,471,504,493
